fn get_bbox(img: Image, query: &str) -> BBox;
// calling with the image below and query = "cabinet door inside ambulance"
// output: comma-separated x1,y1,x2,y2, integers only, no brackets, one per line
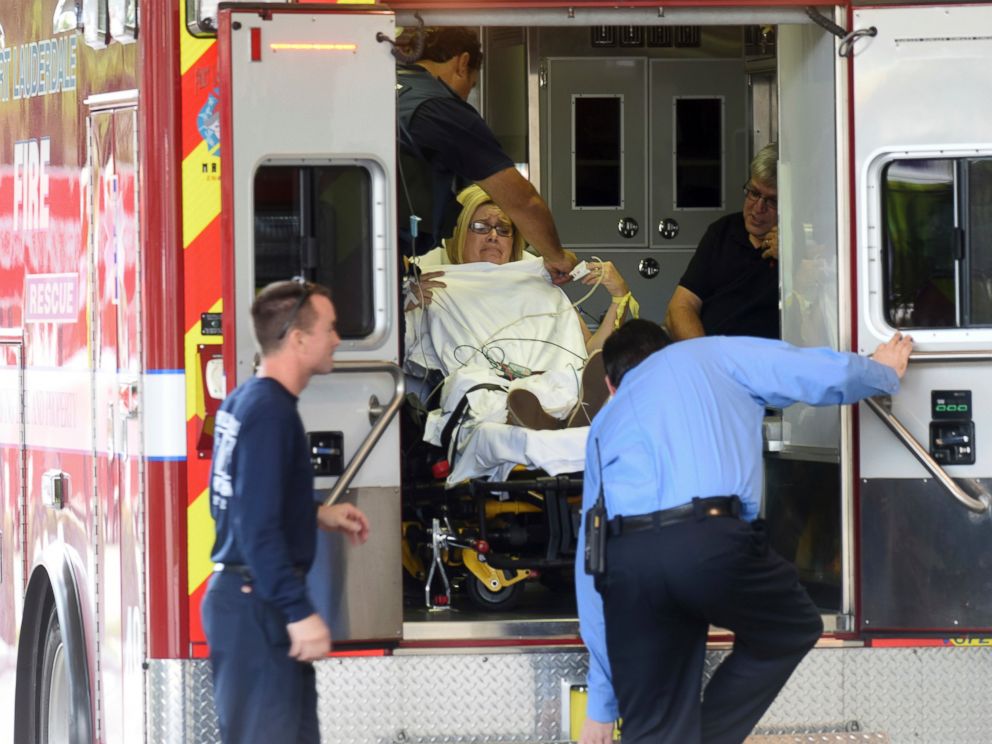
219,6,401,643
543,57,648,250
853,4,992,633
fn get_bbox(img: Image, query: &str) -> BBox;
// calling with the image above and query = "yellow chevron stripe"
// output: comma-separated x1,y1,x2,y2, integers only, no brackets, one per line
182,140,222,248
180,3,216,75
188,489,216,594
186,309,221,596
185,299,223,420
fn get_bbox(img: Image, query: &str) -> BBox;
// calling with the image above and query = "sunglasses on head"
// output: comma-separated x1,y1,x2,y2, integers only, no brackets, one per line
276,277,314,340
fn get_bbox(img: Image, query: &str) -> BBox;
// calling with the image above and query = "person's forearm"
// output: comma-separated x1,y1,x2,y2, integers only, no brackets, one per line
586,307,616,353
507,195,565,261
665,305,705,341
479,168,565,261
586,301,628,353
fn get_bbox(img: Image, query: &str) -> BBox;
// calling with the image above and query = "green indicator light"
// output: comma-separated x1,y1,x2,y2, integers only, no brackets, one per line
936,405,947,411
961,404,969,412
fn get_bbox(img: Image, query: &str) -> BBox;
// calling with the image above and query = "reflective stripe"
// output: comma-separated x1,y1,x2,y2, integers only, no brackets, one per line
144,371,186,460
188,490,216,594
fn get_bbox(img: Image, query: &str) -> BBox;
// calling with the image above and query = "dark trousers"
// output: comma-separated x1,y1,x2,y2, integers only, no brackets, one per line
202,572,320,744
600,516,823,744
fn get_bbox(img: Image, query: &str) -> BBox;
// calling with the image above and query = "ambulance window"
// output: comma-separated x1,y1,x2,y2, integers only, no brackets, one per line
573,96,622,208
253,165,375,339
881,156,992,329
967,159,992,326
674,97,722,210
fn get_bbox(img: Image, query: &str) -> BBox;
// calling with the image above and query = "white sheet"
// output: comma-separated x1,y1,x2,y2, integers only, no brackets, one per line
447,422,588,484
404,259,591,485
405,259,588,386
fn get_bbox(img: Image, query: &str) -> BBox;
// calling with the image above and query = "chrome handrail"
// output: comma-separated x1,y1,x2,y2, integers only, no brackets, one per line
323,361,405,506
863,397,988,513
910,350,992,364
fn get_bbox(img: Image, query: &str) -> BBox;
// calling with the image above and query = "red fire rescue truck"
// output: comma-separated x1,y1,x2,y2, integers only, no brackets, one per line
3,1,992,742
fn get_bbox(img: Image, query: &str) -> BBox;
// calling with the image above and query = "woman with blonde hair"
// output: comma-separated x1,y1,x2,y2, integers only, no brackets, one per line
407,185,637,355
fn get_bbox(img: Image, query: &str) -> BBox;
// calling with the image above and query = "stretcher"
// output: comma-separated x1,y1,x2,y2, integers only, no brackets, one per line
402,258,592,609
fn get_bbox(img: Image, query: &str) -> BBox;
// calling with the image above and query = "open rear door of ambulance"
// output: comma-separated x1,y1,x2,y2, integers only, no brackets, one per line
218,3,402,644
852,3,992,636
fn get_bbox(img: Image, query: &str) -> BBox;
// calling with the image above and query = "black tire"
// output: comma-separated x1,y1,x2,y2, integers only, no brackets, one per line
37,604,70,744
465,577,526,611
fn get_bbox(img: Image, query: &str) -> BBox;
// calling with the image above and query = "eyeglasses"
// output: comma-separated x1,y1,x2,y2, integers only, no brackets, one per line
742,183,778,211
468,220,513,238
276,278,314,340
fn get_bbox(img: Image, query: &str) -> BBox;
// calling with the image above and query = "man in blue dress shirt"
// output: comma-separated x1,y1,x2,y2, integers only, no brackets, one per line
576,320,913,744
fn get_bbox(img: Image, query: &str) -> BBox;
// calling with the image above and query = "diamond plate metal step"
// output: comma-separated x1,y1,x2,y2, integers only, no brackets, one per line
746,736,889,743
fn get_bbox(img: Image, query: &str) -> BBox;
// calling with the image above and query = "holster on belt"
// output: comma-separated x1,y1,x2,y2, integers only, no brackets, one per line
584,499,608,579
584,439,608,579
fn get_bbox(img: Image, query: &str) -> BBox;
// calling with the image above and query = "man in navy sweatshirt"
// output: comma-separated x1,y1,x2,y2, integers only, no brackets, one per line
203,279,370,744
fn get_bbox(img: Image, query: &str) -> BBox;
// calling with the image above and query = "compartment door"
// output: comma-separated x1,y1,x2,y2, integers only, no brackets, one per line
853,4,992,633
649,59,747,254
544,58,647,249
89,99,144,742
218,6,402,643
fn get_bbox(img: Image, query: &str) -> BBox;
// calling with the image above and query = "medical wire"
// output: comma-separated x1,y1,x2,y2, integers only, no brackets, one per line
405,256,610,390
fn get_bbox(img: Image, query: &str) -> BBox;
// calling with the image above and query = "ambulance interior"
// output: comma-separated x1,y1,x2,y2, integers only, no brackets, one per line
247,10,991,640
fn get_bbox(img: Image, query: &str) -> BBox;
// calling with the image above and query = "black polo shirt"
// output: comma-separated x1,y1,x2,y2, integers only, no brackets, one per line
678,212,780,339
397,65,514,253
408,95,514,183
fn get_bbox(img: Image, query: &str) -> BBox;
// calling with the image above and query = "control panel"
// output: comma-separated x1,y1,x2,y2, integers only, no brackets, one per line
929,390,974,465
309,431,344,476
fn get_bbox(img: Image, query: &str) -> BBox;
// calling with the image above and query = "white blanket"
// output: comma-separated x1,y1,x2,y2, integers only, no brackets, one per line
405,258,587,382
404,259,590,485
447,422,588,484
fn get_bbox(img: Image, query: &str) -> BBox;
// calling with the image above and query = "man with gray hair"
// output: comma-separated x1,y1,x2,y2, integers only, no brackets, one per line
665,142,780,340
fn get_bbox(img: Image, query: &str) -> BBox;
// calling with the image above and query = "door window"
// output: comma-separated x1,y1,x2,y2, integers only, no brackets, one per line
674,97,723,210
253,164,375,339
572,95,623,208
882,157,992,328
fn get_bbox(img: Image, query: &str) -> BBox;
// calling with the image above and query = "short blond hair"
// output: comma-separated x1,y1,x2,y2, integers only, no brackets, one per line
444,185,526,264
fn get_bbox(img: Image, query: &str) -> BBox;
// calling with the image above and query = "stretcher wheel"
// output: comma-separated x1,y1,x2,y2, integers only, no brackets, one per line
465,577,525,611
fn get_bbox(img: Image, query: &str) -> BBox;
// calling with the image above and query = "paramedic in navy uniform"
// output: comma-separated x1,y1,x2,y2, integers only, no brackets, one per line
576,321,913,744
202,280,371,744
396,26,576,282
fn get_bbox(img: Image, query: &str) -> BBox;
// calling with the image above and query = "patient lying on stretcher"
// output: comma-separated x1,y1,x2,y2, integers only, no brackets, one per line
403,186,638,482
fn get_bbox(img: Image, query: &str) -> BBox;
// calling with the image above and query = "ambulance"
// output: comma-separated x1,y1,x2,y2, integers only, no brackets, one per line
2,1,991,741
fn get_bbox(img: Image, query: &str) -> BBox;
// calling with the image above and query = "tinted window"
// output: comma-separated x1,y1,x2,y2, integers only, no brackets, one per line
573,96,622,208
882,157,992,329
254,165,374,338
675,97,722,209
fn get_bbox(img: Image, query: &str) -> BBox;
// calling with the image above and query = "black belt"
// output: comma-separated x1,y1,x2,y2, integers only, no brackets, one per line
608,496,742,537
213,563,307,581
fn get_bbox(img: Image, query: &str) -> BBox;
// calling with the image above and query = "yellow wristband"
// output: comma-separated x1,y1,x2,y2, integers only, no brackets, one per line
610,292,639,329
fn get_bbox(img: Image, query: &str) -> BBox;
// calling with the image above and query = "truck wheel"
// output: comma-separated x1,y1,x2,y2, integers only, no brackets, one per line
465,577,525,611
37,605,70,744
